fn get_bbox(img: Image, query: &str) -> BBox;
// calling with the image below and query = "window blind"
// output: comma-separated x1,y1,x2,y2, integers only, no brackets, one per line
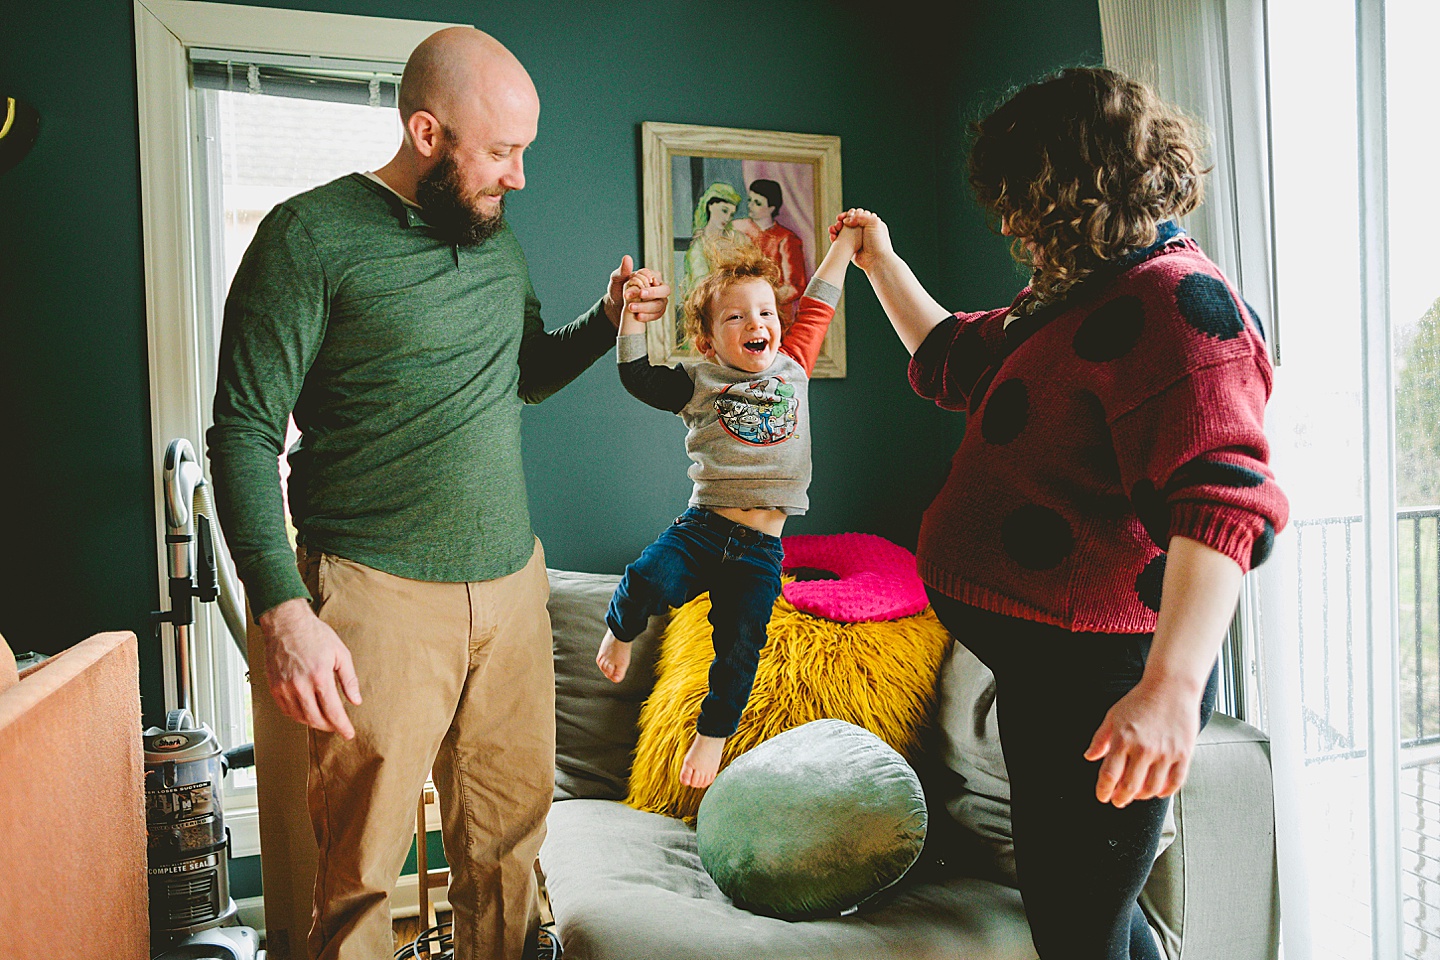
189,48,402,108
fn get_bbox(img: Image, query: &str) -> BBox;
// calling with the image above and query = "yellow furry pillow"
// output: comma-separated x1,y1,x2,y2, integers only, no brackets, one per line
625,589,952,822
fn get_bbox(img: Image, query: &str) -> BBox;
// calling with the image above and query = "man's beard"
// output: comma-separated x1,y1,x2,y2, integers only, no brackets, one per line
415,149,507,247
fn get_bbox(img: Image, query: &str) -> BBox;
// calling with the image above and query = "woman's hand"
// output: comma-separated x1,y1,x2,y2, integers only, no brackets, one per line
1084,677,1202,807
1085,536,1244,807
829,208,893,272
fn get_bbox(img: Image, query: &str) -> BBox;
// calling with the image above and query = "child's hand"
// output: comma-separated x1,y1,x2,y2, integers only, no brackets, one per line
622,270,662,322
827,223,863,262
616,270,665,335
829,208,893,272
606,256,670,327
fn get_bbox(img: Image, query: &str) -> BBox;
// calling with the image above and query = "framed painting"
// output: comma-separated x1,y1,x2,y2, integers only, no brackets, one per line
641,121,846,378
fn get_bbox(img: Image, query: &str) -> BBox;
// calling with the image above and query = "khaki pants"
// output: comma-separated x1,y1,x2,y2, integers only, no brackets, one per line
297,540,553,960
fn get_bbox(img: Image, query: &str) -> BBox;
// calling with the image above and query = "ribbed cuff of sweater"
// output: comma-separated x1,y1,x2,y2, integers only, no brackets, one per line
1168,501,1259,574
802,276,843,308
617,332,650,363
244,549,312,620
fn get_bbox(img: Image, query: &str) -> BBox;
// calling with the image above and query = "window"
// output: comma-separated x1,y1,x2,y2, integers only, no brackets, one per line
1103,3,1438,956
1256,2,1439,958
133,0,454,864
190,57,406,794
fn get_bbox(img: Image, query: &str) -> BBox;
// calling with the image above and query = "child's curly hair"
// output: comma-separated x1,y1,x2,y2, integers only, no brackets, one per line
968,66,1208,310
681,240,784,346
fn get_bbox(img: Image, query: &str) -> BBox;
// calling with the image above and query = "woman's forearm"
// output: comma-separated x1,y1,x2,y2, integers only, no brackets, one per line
1142,535,1245,698
861,251,952,354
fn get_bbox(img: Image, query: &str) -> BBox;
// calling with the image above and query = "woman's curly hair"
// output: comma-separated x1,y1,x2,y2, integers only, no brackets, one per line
681,239,783,346
968,66,1209,310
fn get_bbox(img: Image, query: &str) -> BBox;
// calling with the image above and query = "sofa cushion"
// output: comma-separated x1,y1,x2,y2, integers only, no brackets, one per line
548,569,665,802
540,799,1036,960
1140,714,1278,960
627,590,951,821
932,637,1014,883
696,719,928,919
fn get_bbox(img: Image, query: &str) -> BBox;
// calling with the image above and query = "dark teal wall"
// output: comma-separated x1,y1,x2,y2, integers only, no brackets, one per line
0,2,160,702
929,2,1106,454
933,1,1106,310
1,0,1101,905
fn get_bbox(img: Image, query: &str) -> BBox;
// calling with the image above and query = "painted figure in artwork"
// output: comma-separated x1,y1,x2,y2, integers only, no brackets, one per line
679,181,746,345
734,178,810,321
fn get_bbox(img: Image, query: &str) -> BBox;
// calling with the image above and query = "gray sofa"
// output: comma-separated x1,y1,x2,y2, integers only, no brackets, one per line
541,569,1280,960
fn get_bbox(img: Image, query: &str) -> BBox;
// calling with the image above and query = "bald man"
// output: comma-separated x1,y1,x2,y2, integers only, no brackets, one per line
208,27,668,960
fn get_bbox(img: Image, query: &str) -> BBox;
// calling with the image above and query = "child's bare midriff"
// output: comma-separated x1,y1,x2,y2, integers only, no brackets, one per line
709,505,787,537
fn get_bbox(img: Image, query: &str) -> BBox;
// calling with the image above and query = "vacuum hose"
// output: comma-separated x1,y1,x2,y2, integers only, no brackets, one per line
193,480,247,660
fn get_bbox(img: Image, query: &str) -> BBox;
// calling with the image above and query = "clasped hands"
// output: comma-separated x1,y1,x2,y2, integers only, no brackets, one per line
606,254,669,327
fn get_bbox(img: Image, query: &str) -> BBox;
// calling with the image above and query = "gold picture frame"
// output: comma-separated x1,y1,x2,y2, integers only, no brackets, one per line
641,121,846,378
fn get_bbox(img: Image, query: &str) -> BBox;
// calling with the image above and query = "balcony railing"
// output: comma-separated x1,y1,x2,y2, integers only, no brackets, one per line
1294,507,1440,764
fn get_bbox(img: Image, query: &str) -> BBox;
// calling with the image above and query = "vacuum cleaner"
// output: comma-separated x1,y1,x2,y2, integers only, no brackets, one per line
147,438,264,960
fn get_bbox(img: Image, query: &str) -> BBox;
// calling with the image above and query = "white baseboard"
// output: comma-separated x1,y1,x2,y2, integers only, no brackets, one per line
232,874,452,941
235,895,266,935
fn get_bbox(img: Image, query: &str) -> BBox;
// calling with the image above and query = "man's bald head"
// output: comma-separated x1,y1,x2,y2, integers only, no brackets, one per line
398,27,538,140
388,28,538,246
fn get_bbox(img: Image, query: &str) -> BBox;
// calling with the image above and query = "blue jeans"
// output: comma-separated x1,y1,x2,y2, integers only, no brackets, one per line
607,507,784,738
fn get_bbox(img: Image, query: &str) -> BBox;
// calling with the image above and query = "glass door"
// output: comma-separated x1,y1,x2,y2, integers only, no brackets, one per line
1258,2,1439,958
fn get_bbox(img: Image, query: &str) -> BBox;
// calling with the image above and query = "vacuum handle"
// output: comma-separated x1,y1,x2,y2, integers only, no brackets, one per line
223,743,255,773
196,514,219,603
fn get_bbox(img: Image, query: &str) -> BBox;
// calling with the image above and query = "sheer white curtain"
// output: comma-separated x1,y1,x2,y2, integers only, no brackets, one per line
1101,4,1427,959
1098,3,1313,957
1097,0,1276,330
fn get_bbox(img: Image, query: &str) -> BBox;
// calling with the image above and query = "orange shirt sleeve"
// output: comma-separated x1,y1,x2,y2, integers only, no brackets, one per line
779,296,835,376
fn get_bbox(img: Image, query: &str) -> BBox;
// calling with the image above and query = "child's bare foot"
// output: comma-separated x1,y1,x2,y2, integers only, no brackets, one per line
595,630,631,683
680,733,726,788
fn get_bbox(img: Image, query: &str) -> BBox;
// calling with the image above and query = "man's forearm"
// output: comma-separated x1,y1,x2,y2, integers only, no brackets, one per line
517,298,617,404
208,425,310,618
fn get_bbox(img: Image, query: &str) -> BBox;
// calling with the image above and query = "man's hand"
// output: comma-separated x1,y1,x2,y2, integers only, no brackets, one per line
829,208,893,272
604,255,670,327
258,597,362,739
1084,676,1202,807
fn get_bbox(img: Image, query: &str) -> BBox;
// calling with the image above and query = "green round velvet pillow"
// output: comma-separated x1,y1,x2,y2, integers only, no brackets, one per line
695,719,928,919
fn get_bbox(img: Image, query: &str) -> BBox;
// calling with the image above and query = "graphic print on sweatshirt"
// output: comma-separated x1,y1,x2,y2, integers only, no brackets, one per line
714,376,799,446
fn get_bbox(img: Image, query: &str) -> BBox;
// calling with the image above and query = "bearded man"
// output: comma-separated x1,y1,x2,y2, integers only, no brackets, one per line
208,27,668,960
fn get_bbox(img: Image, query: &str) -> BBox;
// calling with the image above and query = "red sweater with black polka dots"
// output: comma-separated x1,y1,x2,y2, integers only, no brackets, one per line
910,233,1288,634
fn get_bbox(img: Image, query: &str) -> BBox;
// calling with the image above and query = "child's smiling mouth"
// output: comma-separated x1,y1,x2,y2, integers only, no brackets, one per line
743,338,770,353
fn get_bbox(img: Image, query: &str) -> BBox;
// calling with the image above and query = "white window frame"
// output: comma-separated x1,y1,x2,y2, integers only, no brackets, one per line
133,0,458,858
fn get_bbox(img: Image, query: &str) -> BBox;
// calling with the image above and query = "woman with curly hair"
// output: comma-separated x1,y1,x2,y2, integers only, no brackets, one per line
835,68,1288,959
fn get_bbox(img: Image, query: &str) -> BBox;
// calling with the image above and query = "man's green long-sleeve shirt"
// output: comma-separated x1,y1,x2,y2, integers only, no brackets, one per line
208,174,616,616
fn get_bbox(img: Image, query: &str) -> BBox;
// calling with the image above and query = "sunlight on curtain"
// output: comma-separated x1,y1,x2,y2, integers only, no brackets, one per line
1101,2,1439,958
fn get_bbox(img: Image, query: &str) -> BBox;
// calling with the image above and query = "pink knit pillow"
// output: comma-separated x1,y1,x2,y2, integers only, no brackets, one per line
780,533,929,623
